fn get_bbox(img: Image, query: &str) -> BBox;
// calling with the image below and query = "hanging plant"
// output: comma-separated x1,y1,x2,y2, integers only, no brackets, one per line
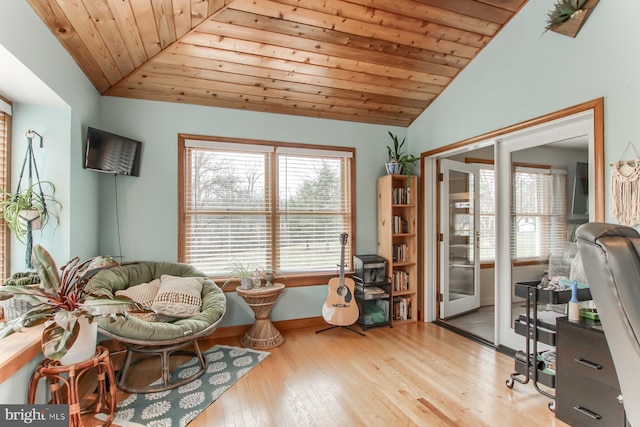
0,130,62,269
0,182,60,243
544,0,599,38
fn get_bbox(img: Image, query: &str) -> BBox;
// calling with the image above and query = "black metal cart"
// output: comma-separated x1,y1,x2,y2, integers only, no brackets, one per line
506,281,592,411
353,255,393,331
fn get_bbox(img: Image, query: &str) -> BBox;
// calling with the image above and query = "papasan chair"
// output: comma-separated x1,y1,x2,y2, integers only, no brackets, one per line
84,261,226,393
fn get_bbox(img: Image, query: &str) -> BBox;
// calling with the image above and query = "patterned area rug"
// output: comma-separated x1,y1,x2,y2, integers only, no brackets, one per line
97,345,269,427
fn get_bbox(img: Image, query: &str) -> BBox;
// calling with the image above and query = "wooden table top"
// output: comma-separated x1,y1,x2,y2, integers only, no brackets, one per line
236,283,285,296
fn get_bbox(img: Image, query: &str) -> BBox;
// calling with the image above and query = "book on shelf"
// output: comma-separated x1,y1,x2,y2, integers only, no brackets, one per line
392,296,413,321
392,187,411,205
392,216,409,234
392,271,409,291
392,243,408,262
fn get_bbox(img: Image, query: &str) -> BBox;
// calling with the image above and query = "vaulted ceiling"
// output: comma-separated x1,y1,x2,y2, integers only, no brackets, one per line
27,0,527,126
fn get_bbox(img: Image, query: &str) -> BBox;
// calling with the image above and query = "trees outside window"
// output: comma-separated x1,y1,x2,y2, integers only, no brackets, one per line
179,136,354,283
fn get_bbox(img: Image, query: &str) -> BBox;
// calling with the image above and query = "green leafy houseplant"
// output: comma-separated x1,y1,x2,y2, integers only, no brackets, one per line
0,182,60,244
223,260,262,289
0,244,150,361
386,131,419,180
544,0,588,32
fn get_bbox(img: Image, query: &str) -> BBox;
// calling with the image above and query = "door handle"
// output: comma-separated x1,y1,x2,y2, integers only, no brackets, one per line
476,231,480,249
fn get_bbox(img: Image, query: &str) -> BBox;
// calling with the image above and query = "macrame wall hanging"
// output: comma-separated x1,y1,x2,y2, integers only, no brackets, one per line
14,130,49,269
611,141,640,226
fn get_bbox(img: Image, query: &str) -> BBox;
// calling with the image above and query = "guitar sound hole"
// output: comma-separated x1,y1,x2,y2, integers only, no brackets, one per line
337,286,347,297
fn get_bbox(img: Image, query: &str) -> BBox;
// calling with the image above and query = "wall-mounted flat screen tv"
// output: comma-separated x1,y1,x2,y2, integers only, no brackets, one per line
84,127,142,176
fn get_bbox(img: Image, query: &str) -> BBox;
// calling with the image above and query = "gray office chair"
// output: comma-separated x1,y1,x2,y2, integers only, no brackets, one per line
577,222,640,426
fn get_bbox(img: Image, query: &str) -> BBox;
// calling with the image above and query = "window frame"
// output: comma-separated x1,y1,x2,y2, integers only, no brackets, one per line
178,134,356,289
0,97,11,281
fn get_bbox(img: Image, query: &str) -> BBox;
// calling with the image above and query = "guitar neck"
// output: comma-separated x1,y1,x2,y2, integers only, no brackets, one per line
339,241,346,286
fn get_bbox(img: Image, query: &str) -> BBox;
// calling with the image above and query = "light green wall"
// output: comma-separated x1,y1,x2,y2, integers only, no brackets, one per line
409,0,636,223
97,96,404,326
9,104,71,271
0,1,102,262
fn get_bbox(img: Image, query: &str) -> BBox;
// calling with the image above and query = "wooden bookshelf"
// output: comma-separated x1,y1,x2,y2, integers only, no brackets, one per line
377,174,418,324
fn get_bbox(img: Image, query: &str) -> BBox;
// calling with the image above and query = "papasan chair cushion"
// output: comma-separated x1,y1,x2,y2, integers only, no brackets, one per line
83,261,227,393
85,261,226,342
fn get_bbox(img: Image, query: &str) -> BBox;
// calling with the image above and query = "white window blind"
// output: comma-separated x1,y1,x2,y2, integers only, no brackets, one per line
277,148,352,272
473,163,566,262
511,167,567,260
0,109,9,280
182,138,353,277
478,166,496,261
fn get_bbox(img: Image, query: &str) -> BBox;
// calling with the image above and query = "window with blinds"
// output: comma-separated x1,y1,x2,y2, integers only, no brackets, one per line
0,102,10,280
180,137,354,280
472,162,566,262
478,166,496,261
512,166,567,260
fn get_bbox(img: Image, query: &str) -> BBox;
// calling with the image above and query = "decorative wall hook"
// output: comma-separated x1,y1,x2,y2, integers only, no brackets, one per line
25,129,43,148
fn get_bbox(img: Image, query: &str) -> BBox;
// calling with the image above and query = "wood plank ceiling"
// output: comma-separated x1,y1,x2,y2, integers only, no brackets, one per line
27,0,527,127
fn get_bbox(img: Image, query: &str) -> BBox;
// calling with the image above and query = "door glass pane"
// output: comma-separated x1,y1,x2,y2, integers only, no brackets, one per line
448,170,476,302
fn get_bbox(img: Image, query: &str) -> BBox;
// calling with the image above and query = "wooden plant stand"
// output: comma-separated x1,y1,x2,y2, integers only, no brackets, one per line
28,345,116,427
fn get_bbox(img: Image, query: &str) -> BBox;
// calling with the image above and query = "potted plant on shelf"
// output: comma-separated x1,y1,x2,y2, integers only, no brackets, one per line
0,245,150,364
224,261,262,290
386,131,419,180
0,182,60,243
544,0,599,38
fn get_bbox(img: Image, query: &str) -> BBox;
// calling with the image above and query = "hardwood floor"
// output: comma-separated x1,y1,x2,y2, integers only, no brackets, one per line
83,323,568,426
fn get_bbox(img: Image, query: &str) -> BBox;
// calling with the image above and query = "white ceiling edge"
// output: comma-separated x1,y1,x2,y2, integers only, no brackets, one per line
0,44,66,108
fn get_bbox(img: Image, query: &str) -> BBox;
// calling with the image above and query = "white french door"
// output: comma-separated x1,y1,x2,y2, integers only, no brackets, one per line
439,159,481,319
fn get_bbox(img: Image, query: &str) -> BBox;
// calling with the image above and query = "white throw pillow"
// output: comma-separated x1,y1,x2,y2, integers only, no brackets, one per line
152,275,204,318
116,278,161,307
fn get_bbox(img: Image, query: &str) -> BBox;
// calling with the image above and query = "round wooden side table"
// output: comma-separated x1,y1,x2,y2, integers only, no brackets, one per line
236,283,286,350
28,345,117,427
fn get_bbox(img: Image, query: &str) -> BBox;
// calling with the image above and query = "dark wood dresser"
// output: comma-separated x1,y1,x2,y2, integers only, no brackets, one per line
556,317,627,426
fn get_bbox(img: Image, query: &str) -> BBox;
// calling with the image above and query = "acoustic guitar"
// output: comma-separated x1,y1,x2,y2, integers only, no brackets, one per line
322,233,359,326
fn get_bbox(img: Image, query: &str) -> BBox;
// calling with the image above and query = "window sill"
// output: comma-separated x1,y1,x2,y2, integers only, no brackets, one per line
219,271,354,290
480,260,549,269
0,325,43,384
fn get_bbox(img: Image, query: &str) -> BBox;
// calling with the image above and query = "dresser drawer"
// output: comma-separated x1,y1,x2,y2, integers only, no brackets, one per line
556,373,625,427
557,321,619,390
